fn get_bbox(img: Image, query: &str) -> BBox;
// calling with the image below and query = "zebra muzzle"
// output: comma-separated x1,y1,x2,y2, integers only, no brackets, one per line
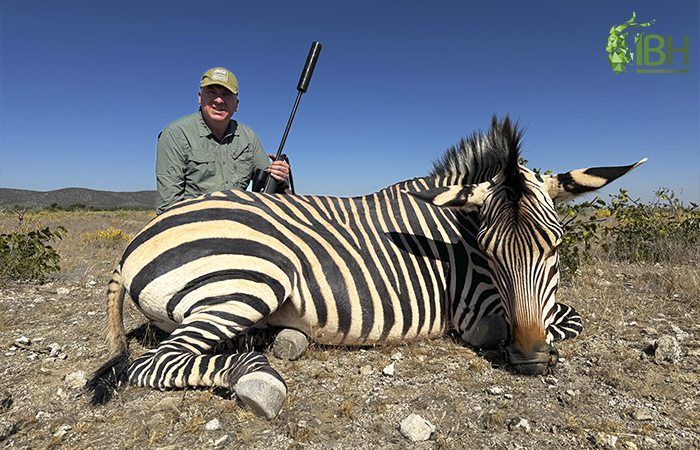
502,342,559,376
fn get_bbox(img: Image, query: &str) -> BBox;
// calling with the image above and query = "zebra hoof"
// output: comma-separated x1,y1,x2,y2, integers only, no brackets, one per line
234,371,287,419
273,329,308,361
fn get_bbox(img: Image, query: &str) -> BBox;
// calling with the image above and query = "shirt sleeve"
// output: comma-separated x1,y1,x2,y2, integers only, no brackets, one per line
155,127,187,214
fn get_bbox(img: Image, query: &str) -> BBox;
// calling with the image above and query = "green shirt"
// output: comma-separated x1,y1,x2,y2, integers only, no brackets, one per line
155,109,287,214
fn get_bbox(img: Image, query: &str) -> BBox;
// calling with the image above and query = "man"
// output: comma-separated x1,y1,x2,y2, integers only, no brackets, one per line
155,67,290,214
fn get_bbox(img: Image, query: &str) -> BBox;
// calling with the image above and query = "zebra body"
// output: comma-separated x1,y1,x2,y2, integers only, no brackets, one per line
90,116,644,418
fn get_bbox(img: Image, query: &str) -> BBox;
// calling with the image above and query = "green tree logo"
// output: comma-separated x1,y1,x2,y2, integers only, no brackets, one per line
606,12,655,74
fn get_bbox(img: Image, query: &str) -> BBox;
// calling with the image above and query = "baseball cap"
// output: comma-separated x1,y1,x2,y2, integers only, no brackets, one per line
201,67,238,94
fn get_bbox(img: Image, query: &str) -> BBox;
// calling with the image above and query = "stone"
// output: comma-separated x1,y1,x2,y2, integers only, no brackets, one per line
382,362,395,376
359,365,373,376
234,371,286,419
488,386,504,396
399,413,435,442
655,335,681,363
272,329,308,361
591,432,618,449
508,418,531,433
633,407,652,421
56,287,71,296
205,419,220,431
48,343,62,357
65,370,88,389
53,424,72,439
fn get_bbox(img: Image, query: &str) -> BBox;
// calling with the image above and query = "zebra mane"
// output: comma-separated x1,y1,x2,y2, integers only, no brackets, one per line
429,115,525,190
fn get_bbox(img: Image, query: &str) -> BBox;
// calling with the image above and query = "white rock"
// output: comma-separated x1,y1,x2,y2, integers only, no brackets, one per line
400,413,435,442
36,411,51,420
48,343,62,357
56,287,71,296
53,424,72,438
488,386,504,395
633,407,652,421
64,370,88,389
508,418,531,432
593,432,618,449
382,362,396,376
359,365,373,376
205,419,220,431
15,336,30,346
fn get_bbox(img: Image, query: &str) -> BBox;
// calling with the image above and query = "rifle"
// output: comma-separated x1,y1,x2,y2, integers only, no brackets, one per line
252,41,322,193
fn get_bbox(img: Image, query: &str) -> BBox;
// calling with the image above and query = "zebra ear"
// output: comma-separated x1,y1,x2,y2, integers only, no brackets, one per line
543,158,647,204
403,182,490,211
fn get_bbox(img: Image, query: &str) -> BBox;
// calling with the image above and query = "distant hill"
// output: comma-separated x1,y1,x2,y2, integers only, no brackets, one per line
0,188,156,210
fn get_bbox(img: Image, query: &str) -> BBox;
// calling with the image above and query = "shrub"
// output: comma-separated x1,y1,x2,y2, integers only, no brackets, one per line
557,188,700,275
0,213,67,282
604,188,700,262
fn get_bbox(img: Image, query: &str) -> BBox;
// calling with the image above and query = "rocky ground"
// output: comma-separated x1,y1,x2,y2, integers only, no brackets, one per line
0,260,699,449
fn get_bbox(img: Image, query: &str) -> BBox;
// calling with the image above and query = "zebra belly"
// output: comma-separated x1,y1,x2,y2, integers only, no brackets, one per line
263,296,448,346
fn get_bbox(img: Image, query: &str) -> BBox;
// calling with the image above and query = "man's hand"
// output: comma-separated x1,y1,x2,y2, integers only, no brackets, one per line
268,153,290,181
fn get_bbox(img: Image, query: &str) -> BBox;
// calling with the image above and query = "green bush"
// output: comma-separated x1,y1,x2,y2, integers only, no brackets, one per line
0,214,67,283
604,188,700,263
557,188,700,275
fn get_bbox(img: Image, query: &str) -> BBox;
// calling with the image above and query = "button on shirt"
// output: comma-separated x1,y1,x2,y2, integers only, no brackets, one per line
155,109,286,214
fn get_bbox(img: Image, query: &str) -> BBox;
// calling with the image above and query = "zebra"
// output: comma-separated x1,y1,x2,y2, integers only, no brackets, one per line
88,115,645,418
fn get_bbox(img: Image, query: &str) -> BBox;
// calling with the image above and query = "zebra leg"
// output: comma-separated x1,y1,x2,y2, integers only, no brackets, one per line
546,302,583,342
127,312,287,419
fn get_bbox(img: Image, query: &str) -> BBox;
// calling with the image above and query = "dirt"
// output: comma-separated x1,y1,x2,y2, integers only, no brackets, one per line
1,258,699,449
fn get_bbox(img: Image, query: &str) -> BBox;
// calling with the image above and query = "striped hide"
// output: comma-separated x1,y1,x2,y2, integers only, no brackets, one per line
88,115,645,418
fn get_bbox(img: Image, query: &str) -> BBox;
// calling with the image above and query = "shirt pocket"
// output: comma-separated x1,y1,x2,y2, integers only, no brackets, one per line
229,144,255,187
186,151,217,193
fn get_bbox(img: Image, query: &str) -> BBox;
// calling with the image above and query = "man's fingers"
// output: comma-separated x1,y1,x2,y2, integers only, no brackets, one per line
268,161,290,181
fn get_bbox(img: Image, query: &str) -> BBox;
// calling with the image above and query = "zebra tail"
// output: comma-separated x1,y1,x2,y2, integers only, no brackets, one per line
86,268,129,405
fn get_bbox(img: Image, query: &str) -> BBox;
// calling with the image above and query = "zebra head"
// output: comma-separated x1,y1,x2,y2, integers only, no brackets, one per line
410,116,646,375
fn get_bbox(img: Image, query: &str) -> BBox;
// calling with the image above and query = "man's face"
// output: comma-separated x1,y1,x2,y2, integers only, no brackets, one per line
199,84,239,126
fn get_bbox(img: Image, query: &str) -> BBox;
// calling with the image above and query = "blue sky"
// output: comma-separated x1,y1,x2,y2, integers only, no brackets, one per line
1,1,698,204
